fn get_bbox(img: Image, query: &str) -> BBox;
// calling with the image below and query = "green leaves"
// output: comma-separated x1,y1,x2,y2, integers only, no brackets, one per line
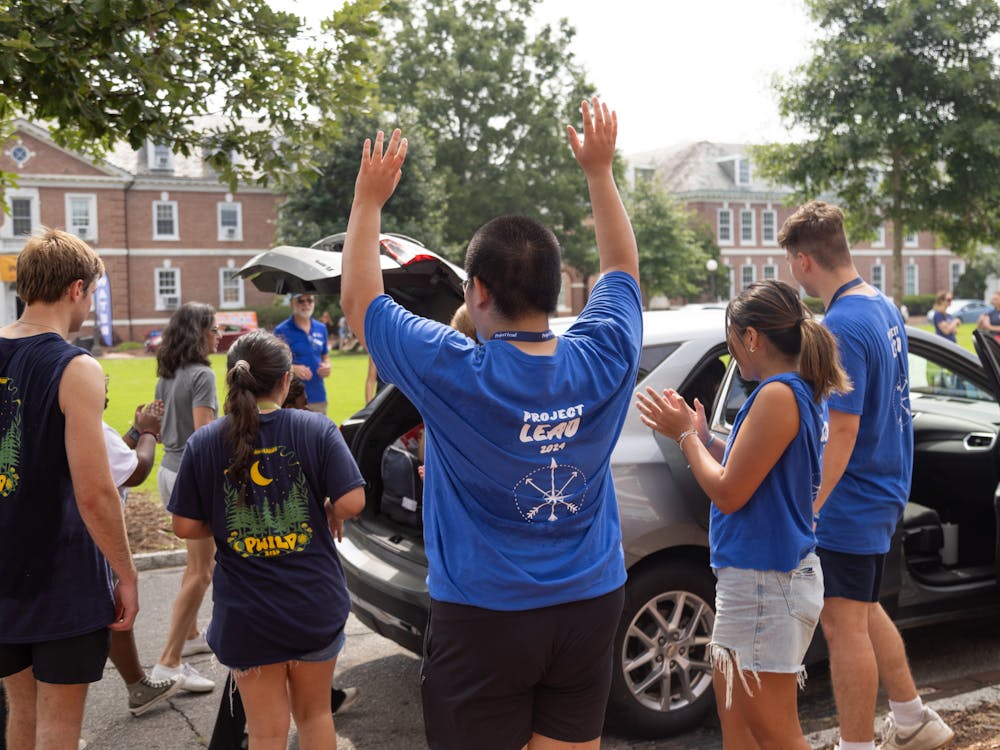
755,0,1000,302
0,0,384,192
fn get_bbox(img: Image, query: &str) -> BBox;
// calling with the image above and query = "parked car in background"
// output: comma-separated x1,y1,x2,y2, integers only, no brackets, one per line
238,241,1000,739
949,298,992,323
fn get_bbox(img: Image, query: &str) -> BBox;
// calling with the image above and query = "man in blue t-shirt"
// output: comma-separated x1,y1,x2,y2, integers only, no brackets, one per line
783,202,952,750
273,293,331,414
340,99,640,750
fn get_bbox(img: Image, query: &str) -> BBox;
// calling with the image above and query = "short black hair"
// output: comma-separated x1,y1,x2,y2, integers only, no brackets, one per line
464,215,562,319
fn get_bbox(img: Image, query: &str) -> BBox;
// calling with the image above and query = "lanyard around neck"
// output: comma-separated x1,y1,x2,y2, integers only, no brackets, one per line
491,330,555,342
828,276,865,309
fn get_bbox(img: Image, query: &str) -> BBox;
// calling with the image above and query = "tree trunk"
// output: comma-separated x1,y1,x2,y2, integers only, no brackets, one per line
891,152,905,306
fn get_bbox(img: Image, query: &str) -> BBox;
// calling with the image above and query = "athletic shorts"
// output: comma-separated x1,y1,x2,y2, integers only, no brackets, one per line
0,628,110,684
158,464,178,511
421,586,625,750
817,547,885,602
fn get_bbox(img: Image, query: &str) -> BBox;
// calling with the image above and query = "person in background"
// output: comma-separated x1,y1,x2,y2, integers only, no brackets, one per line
928,292,959,343
637,280,847,749
169,330,365,750
102,393,185,716
977,291,1000,343
0,229,138,750
150,302,221,693
274,294,331,414
782,201,953,750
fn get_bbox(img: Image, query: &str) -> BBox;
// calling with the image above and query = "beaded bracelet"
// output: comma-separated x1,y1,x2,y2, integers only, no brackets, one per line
677,429,698,448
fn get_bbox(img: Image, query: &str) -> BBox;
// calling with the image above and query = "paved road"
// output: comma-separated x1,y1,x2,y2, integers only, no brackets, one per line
78,564,1000,750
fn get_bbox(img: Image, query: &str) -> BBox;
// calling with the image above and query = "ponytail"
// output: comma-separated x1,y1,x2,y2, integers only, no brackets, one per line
225,359,262,490
222,331,293,497
728,280,853,403
799,318,852,402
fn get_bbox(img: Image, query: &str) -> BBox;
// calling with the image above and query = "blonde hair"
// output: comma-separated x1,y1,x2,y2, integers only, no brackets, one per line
16,228,104,304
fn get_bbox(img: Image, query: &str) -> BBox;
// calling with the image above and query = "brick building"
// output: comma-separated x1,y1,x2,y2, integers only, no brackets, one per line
0,120,279,342
627,142,966,301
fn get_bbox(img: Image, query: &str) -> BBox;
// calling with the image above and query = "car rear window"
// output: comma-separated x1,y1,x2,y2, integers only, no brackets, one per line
637,343,680,385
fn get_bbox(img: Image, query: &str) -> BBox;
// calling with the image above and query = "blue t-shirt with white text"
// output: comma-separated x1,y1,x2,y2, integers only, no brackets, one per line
820,292,913,555
365,272,642,610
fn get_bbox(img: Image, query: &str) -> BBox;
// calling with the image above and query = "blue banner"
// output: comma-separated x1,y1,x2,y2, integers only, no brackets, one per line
95,274,113,347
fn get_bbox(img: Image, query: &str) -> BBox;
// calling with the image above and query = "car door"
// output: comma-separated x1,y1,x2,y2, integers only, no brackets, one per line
970,329,1000,586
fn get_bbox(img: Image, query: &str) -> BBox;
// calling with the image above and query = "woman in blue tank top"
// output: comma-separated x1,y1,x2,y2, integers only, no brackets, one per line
636,280,851,750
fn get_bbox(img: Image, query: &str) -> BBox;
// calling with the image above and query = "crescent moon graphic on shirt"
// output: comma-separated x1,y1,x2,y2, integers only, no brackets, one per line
249,460,273,486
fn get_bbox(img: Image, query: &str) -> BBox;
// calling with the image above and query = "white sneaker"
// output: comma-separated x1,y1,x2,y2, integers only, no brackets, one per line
151,662,216,693
879,706,955,750
181,633,212,657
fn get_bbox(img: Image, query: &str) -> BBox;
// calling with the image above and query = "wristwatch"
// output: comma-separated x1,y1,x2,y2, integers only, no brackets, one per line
126,426,142,442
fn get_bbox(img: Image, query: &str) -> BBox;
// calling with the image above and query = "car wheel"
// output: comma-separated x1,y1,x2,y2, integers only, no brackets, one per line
606,560,716,738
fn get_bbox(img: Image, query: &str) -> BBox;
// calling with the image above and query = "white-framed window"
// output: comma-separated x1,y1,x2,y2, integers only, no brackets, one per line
219,268,245,309
904,231,918,247
64,194,98,242
557,272,572,314
153,201,179,240
633,167,655,185
737,158,751,186
741,263,755,291
871,263,884,292
217,203,243,241
740,209,755,244
147,140,175,172
950,260,965,291
873,226,886,247
155,267,181,310
762,263,777,281
905,263,919,295
718,209,733,245
761,210,777,244
1,188,40,239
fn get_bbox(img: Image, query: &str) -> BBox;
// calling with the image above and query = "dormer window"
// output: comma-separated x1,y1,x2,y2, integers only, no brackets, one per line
737,158,751,186
147,140,175,172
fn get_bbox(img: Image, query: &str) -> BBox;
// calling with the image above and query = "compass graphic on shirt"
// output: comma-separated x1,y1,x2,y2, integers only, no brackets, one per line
513,458,589,522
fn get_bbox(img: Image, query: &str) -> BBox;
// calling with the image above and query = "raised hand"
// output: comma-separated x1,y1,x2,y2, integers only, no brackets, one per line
567,97,617,178
355,128,408,209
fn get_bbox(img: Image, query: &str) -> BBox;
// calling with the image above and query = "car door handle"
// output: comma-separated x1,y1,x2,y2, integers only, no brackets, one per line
963,432,996,451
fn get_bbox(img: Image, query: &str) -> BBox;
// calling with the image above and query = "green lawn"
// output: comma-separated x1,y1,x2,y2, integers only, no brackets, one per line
915,322,975,353
101,350,371,494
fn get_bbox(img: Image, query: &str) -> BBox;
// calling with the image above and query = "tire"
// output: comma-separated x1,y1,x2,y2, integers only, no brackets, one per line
606,560,717,738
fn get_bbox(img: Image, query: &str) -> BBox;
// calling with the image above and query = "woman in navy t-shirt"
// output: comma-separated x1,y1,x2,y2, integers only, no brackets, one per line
636,281,850,750
168,330,365,750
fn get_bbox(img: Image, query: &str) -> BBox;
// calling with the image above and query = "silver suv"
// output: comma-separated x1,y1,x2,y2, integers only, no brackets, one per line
241,240,1000,738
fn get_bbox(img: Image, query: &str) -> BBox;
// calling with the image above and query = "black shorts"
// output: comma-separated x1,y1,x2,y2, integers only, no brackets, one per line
421,586,625,750
0,628,110,684
817,547,886,603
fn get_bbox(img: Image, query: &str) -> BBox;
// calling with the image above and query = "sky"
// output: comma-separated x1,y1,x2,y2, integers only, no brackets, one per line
269,0,817,155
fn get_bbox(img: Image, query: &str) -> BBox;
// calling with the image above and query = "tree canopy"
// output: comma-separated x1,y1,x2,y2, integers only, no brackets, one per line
0,0,382,191
277,110,447,250
752,0,1000,304
625,178,718,302
373,0,598,267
